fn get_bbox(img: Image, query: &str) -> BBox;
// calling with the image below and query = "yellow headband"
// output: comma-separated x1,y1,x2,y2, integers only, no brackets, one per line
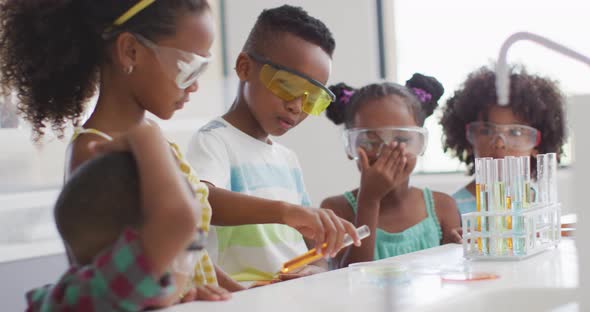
113,0,156,26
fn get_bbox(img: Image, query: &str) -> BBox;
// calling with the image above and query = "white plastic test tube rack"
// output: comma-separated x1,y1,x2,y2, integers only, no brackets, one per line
462,153,561,260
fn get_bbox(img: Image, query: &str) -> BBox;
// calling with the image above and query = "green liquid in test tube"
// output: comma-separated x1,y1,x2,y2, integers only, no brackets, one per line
492,158,506,256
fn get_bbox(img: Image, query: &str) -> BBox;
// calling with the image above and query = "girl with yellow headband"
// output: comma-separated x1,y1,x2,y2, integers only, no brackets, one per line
0,0,231,309
0,0,360,308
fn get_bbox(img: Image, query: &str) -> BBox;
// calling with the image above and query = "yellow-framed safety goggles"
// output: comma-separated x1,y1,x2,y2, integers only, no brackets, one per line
248,53,335,116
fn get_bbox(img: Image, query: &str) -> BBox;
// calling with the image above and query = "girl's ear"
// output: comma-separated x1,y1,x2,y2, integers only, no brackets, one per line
113,33,140,72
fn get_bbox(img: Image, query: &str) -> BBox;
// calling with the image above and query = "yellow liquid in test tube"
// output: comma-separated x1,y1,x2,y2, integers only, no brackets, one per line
506,196,513,250
476,184,482,252
280,225,371,273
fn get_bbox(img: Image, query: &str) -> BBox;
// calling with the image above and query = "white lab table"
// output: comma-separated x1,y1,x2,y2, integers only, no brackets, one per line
160,239,578,312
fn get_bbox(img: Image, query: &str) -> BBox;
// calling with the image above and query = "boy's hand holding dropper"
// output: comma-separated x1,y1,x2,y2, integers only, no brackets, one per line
208,187,362,258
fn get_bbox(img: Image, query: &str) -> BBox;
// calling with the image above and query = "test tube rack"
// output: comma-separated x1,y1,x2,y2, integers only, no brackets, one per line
462,202,561,260
462,153,561,260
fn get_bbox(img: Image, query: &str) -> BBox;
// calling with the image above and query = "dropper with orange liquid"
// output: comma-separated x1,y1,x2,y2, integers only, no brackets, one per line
280,225,371,274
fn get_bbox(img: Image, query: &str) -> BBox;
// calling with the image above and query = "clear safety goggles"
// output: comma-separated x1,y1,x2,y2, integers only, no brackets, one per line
135,34,212,89
343,127,429,160
466,122,541,151
171,230,207,277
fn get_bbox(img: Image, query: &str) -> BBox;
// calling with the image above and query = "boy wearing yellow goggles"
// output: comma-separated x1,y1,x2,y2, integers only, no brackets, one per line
187,5,360,287
248,52,335,116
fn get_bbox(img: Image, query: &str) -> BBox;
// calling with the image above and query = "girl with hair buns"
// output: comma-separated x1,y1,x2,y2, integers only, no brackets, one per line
322,74,461,267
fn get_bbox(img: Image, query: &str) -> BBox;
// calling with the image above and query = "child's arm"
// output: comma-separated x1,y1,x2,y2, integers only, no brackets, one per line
91,123,198,276
207,186,360,258
215,265,246,292
432,192,462,244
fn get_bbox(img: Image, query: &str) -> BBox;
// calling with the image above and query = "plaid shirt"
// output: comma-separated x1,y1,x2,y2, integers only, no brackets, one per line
26,229,175,312
69,129,218,287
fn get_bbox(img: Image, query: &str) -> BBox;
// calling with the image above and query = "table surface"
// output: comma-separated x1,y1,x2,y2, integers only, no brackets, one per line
160,239,578,312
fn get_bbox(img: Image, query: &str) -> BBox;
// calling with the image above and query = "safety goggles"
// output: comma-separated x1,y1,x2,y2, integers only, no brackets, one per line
466,122,541,151
248,53,335,116
172,230,207,277
343,127,429,160
135,34,212,89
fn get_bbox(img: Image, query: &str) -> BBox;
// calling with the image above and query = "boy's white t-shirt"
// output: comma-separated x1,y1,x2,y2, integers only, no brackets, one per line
186,117,311,282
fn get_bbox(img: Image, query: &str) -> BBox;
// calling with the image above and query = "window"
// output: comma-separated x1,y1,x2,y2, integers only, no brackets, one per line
393,0,589,172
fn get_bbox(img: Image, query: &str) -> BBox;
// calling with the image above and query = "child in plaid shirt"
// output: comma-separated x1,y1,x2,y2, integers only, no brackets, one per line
26,123,231,311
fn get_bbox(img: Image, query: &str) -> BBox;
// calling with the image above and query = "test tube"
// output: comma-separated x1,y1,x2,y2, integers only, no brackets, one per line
505,156,515,209
482,157,495,255
513,157,529,255
491,158,507,256
474,158,486,254
537,154,549,204
545,153,558,203
280,225,371,274
484,157,496,210
493,158,507,211
505,156,516,253
506,157,521,209
521,156,532,207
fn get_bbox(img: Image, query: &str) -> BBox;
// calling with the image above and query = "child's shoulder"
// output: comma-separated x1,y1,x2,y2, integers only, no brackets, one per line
190,118,231,148
426,189,459,221
273,141,297,156
429,189,457,207
199,118,228,134
68,132,111,174
321,191,357,222
321,194,347,208
413,187,457,211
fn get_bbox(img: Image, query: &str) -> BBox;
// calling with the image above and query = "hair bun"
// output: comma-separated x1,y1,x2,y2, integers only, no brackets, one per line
406,73,444,118
326,83,356,125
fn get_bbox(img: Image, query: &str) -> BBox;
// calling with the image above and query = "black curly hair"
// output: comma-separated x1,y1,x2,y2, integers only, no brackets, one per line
326,73,444,128
242,5,335,57
440,65,567,175
0,0,209,140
